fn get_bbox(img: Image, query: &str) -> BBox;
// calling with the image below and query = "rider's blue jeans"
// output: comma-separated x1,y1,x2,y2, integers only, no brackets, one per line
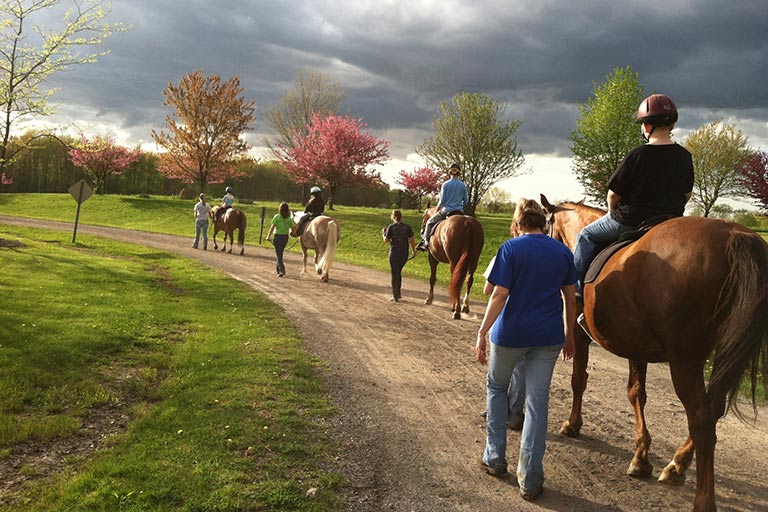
572,213,633,292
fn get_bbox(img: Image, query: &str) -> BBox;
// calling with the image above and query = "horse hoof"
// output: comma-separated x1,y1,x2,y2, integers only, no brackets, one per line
658,464,686,486
461,305,470,313
321,275,329,283
559,421,581,437
424,298,433,305
626,461,653,478
452,311,461,320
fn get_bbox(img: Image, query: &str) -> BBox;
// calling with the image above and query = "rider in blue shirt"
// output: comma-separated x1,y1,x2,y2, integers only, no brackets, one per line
417,163,468,251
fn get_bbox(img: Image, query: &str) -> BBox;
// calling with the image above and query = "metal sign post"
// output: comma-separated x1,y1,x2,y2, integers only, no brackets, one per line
259,206,266,244
68,180,93,243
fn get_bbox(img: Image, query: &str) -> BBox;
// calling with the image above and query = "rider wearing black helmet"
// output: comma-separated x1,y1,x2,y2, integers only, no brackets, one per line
572,94,694,299
295,186,325,236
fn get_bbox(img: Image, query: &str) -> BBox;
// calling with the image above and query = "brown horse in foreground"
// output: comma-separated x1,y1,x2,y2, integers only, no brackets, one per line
420,206,484,319
293,214,340,283
209,206,246,255
541,194,768,512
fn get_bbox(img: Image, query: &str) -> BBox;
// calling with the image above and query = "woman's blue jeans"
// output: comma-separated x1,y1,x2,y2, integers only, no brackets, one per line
194,219,208,248
483,343,561,493
273,234,288,274
572,213,633,292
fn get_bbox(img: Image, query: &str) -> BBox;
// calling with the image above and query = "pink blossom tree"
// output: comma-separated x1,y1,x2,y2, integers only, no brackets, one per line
69,134,141,194
279,113,390,209
396,165,442,211
0,172,12,189
739,150,768,212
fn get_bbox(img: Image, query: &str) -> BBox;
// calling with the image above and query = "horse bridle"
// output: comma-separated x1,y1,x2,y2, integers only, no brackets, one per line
544,210,556,238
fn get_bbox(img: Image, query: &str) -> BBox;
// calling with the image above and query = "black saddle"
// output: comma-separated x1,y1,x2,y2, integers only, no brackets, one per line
425,209,464,238
584,215,675,284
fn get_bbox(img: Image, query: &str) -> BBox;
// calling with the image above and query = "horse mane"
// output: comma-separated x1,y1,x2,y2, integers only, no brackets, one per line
560,199,606,216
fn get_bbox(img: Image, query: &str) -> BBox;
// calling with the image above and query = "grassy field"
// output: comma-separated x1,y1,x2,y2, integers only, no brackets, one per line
0,225,341,511
0,193,518,301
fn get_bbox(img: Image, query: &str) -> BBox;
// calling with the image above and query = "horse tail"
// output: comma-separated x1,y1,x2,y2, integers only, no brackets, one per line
708,230,768,419
238,211,246,247
447,218,480,306
319,220,339,276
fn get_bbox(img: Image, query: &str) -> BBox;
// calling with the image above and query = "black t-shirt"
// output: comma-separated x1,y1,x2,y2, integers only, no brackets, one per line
608,143,694,226
384,222,414,255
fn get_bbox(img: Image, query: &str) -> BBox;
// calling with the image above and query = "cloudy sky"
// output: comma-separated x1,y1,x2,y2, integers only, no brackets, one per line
26,0,768,205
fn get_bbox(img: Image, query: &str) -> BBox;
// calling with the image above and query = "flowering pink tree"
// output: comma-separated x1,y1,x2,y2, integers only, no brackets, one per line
396,165,442,211
69,135,142,194
0,172,12,190
279,113,390,209
739,150,768,212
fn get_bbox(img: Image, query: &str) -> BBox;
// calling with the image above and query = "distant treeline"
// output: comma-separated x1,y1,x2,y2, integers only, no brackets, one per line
0,134,420,209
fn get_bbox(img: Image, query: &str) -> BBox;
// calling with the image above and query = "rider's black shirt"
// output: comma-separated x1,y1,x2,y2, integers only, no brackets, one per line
608,143,694,226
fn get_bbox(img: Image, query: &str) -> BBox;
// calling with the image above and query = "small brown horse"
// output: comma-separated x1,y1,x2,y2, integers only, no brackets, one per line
541,194,768,512
209,206,246,255
292,214,340,283
420,205,484,319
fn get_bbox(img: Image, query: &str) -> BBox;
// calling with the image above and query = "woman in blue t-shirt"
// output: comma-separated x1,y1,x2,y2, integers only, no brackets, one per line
475,198,577,502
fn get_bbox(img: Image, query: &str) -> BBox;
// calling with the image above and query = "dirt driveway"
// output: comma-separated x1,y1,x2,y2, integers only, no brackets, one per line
2,216,767,512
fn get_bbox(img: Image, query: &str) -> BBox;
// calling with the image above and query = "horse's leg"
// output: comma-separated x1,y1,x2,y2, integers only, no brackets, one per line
315,251,322,275
424,254,438,305
461,271,474,313
658,436,694,486
667,361,717,512
226,232,233,253
300,246,308,276
213,227,219,250
560,326,590,437
626,360,653,477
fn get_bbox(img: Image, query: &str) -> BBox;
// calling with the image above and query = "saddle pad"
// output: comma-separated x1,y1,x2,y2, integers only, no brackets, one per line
583,239,634,284
222,209,232,223
584,216,674,284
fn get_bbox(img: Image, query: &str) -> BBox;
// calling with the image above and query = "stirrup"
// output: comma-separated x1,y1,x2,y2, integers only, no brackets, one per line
577,313,597,343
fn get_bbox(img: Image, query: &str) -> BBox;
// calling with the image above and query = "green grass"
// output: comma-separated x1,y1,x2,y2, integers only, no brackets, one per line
0,193,515,301
0,225,341,511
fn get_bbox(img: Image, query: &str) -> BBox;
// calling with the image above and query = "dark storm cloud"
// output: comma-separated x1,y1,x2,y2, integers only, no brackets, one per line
41,0,768,156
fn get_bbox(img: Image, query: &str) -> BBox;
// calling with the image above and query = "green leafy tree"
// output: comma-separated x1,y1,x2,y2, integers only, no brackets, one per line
569,66,645,205
684,120,750,217
416,92,525,216
0,0,126,172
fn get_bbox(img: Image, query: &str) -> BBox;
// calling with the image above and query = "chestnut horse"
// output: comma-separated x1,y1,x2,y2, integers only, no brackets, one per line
420,205,484,319
292,214,340,283
540,194,768,512
209,206,246,255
